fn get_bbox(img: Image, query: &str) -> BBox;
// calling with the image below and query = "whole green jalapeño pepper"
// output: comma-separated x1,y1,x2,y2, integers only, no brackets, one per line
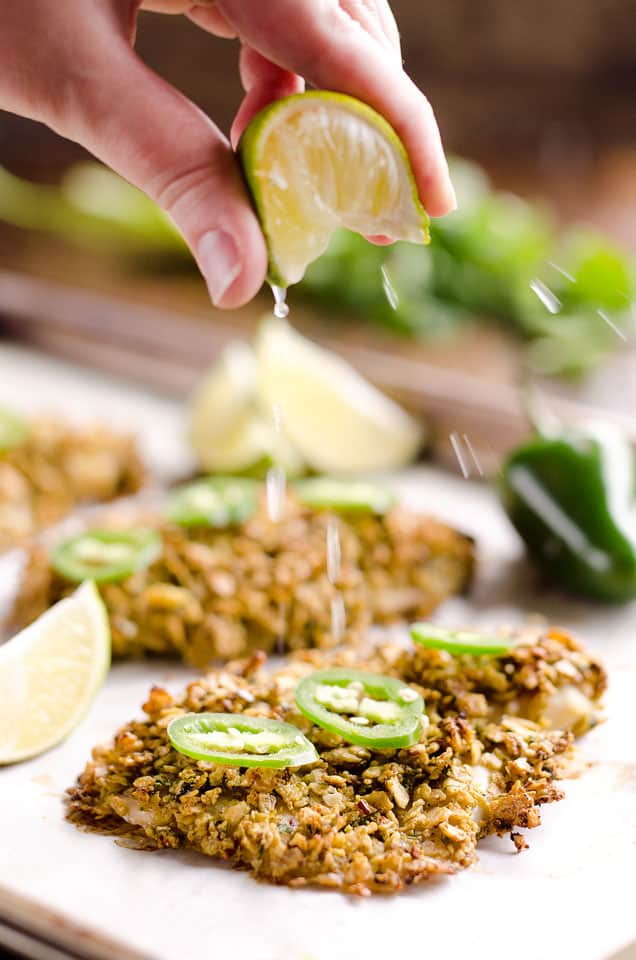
500,421,636,602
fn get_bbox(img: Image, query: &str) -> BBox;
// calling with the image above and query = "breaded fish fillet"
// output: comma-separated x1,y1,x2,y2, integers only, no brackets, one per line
0,418,144,552
12,495,474,666
66,626,605,895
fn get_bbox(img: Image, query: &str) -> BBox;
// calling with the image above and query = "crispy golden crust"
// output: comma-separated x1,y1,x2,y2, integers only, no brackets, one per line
66,627,604,895
12,495,474,666
0,419,144,552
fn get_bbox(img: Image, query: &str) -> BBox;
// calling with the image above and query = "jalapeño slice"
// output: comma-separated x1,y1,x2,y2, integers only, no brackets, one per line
0,408,29,453
164,476,259,527
410,622,515,656
294,477,396,514
167,713,318,768
51,527,162,583
294,668,424,749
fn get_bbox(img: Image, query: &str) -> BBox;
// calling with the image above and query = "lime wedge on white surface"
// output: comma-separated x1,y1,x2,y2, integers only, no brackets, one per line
193,408,305,476
256,316,424,473
189,341,257,456
189,340,305,476
239,91,429,285
0,581,110,764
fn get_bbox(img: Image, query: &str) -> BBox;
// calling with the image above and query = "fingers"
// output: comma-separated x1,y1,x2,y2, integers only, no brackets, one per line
369,0,401,55
187,5,237,38
67,39,266,307
338,0,401,61
231,46,304,148
140,2,237,38
217,0,455,216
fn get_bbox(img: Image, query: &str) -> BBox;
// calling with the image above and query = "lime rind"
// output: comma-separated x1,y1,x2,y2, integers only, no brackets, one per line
239,91,430,287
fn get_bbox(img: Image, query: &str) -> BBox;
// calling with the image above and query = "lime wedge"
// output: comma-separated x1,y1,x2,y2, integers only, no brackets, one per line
189,341,257,457
256,316,423,473
189,341,305,476
0,581,110,764
195,410,305,476
239,91,429,286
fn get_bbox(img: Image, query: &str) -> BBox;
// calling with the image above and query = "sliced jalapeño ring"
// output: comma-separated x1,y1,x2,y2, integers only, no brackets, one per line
295,667,425,749
164,476,260,527
294,477,396,514
167,712,318,768
51,527,162,583
410,622,515,656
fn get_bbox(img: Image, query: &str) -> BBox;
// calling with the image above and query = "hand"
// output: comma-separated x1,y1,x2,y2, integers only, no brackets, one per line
1,1,455,307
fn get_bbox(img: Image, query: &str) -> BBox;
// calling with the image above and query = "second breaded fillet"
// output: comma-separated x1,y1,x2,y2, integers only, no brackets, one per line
66,626,605,895
0,418,144,552
12,494,474,666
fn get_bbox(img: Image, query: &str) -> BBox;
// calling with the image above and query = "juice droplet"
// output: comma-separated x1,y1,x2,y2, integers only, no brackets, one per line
266,465,286,522
330,592,346,642
271,284,289,319
529,278,561,315
326,515,341,584
380,264,399,310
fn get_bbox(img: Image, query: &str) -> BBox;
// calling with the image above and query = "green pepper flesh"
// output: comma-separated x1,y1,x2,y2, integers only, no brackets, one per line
165,476,259,527
410,622,514,656
295,668,424,748
294,478,396,514
168,713,318,768
51,527,162,583
500,424,636,602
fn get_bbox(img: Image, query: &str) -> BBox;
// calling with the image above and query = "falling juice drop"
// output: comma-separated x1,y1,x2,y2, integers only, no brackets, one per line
266,464,286,522
271,284,289,319
326,515,341,584
330,593,346,642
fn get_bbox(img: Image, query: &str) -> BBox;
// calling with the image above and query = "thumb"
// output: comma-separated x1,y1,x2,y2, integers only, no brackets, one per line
63,41,267,308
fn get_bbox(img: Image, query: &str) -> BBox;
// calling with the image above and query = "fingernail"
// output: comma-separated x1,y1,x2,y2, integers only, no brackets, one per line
198,229,241,306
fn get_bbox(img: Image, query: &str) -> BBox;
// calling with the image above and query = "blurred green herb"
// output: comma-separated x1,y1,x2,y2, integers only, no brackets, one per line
301,158,635,377
0,163,184,254
0,158,633,378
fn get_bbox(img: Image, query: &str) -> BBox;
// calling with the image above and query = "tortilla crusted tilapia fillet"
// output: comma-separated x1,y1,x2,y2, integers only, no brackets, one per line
0,418,144,552
66,626,605,895
11,494,474,666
